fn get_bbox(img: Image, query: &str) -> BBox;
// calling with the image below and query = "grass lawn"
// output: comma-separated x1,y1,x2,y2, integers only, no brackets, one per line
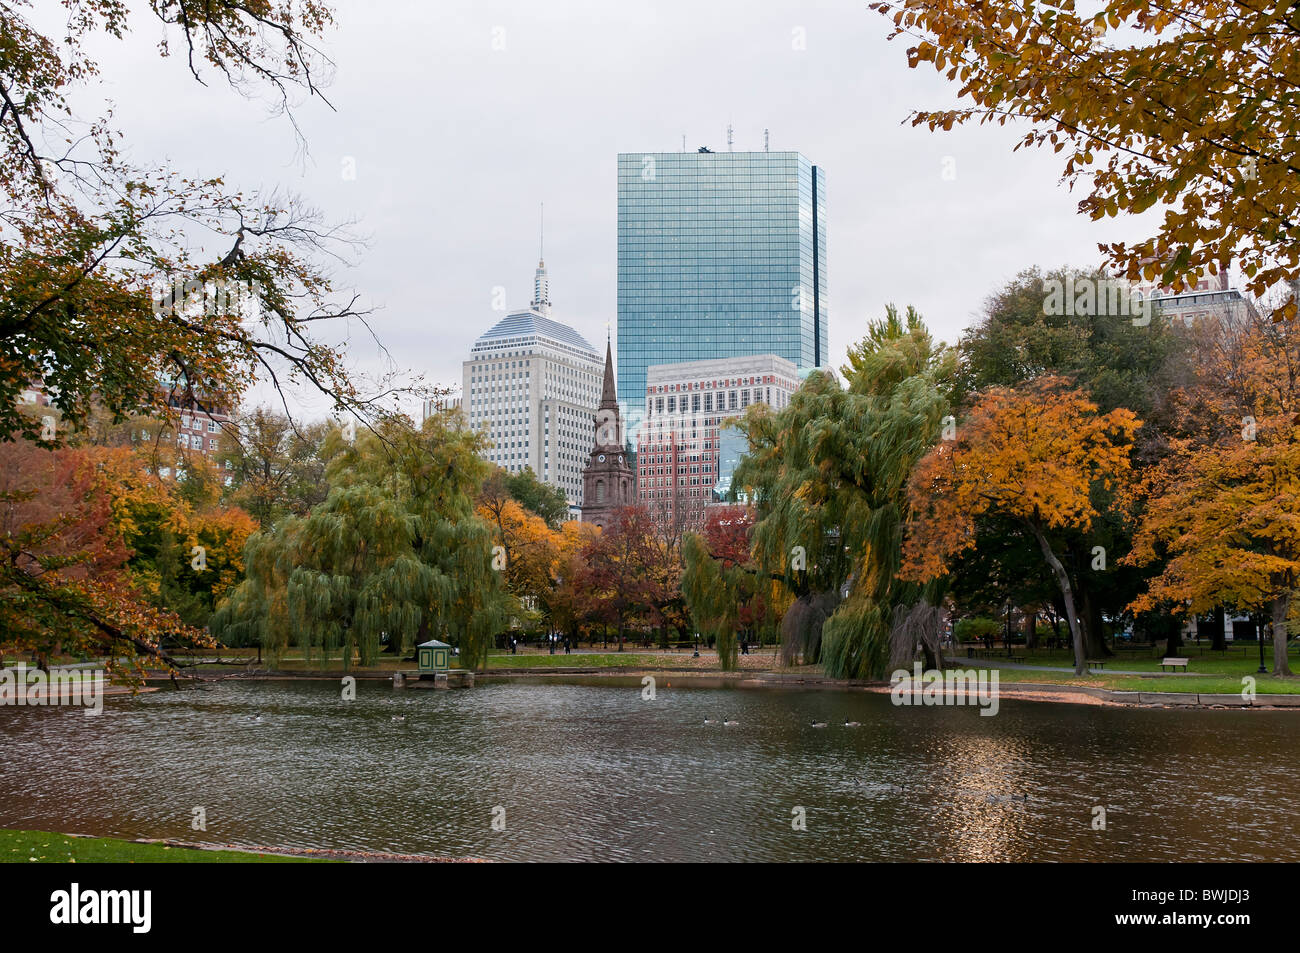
483,652,688,669
162,644,1300,695
0,829,327,863
970,662,1300,694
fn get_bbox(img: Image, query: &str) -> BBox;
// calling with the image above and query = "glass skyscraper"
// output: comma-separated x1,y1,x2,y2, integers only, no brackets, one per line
616,150,827,424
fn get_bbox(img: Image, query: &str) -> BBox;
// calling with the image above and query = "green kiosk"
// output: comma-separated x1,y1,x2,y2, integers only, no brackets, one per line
416,639,451,673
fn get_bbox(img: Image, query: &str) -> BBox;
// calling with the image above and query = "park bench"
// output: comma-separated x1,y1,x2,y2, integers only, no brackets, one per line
1087,659,1106,670
1008,655,1026,663
1159,657,1189,672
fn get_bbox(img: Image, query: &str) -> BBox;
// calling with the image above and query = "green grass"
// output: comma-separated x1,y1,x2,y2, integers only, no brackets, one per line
0,829,328,863
970,663,1300,694
173,644,1300,695
481,652,704,670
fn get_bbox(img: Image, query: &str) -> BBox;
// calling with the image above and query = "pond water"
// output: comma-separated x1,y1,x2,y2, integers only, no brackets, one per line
1,677,1297,862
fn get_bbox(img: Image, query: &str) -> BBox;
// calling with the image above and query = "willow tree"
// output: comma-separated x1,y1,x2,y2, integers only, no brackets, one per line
681,508,786,670
731,306,956,677
213,411,510,669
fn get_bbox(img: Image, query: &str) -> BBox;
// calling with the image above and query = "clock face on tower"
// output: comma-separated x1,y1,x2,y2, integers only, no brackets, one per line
619,455,624,464
597,454,605,463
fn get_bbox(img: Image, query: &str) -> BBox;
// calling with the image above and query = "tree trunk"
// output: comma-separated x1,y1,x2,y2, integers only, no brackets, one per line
1030,523,1088,675
1075,573,1110,658
1205,606,1226,652
1164,616,1184,656
1025,610,1038,649
920,641,940,670
1272,592,1293,676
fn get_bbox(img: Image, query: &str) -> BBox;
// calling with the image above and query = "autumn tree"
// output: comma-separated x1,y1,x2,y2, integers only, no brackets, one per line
1,1,422,663
1126,308,1300,675
1,0,404,448
577,505,670,649
954,266,1192,655
221,408,330,525
65,445,255,629
477,495,560,628
872,0,1300,312
0,440,206,674
903,377,1139,675
548,520,601,643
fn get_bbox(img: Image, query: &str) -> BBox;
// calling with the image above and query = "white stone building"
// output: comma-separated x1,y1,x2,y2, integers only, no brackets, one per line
461,260,602,506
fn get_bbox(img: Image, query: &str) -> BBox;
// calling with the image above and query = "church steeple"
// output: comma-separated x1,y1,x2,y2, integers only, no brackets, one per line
599,331,618,410
580,325,635,527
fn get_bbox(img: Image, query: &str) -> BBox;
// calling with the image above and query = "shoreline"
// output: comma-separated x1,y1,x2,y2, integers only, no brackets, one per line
150,666,1300,710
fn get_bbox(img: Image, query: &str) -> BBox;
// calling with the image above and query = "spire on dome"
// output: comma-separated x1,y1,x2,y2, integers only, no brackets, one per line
530,203,551,315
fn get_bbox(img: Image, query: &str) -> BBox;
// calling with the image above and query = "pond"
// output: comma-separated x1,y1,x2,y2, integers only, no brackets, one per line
1,677,1297,862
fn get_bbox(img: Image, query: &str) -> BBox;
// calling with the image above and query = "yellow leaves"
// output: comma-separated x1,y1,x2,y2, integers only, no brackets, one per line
871,0,1300,302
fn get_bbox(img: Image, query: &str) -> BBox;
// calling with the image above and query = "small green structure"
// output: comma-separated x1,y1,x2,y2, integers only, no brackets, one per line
416,639,451,673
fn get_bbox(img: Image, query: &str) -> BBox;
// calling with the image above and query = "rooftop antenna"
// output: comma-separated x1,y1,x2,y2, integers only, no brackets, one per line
682,133,686,153
764,128,769,152
727,123,734,152
539,202,544,260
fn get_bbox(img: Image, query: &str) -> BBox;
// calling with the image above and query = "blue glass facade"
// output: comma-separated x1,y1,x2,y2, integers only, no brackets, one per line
616,151,827,424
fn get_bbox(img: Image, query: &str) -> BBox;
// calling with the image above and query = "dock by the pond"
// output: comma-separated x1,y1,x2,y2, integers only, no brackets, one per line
393,671,474,689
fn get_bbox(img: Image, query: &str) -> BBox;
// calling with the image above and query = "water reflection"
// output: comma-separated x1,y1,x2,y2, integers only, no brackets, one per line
0,679,1296,862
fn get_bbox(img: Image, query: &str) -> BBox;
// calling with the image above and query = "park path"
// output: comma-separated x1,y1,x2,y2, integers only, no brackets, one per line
943,657,1212,677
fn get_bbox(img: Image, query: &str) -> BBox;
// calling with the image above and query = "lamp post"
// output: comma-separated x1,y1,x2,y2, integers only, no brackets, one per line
1258,620,1267,675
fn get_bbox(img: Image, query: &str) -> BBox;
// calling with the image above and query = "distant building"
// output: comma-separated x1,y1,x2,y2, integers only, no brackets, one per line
616,150,828,427
711,426,751,502
580,338,636,529
17,378,51,408
422,390,462,421
1140,261,1260,325
159,383,231,459
461,259,602,505
637,353,798,534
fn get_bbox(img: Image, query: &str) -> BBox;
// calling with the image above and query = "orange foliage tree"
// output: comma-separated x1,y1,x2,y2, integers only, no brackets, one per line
1127,312,1300,675
0,441,206,675
902,377,1139,674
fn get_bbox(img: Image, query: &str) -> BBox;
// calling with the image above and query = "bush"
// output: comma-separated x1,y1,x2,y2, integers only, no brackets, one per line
954,617,1001,643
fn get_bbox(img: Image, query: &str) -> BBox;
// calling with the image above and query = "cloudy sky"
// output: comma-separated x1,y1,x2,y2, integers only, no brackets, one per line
67,0,1169,417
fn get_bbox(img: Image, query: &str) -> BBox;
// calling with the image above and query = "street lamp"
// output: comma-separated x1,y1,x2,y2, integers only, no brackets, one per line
1258,622,1267,675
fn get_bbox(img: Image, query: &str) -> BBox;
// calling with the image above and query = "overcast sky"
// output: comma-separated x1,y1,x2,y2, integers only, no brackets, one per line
68,0,1172,418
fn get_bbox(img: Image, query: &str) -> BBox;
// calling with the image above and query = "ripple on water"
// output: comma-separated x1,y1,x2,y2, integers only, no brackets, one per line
0,680,1297,861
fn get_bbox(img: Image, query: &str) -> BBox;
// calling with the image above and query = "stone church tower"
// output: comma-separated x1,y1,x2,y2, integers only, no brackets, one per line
581,336,636,529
